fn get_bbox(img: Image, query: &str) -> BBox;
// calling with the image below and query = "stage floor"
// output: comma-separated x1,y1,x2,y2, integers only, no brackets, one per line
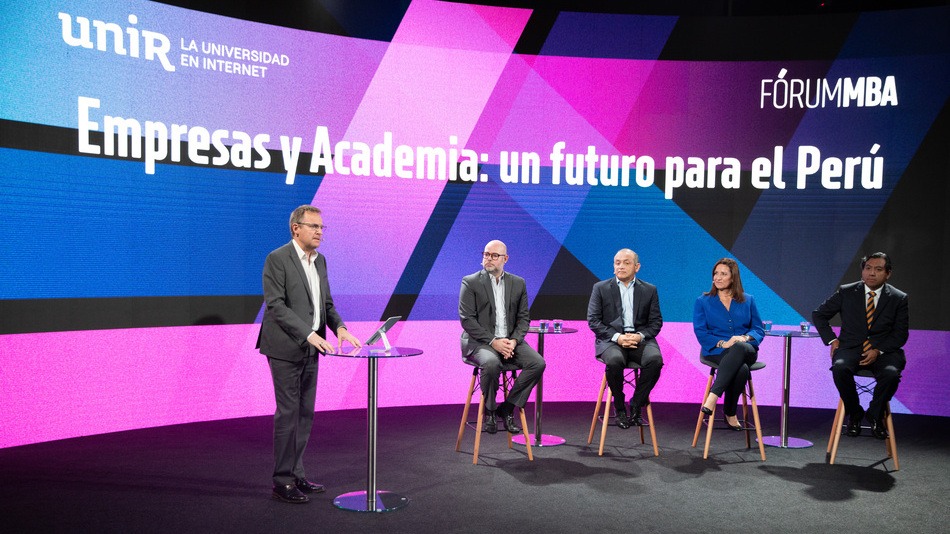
2,402,948,533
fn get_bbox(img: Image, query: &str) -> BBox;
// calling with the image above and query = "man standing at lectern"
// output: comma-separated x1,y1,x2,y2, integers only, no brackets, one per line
459,240,546,435
258,205,362,503
813,252,908,440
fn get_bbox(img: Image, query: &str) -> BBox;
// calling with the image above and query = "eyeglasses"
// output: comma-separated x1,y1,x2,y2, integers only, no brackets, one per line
482,252,506,260
296,222,327,231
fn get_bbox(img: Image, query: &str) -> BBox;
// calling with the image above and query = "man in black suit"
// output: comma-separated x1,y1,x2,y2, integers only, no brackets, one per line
258,205,362,503
459,240,546,434
587,249,664,428
813,252,909,440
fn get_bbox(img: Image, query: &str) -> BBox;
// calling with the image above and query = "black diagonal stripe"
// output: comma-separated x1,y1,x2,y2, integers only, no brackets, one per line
380,178,475,320
665,170,763,251
530,245,600,320
152,0,411,41
658,12,858,61
512,8,561,56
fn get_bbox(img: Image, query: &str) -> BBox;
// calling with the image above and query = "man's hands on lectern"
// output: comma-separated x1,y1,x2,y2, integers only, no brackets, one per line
337,327,362,349
307,327,362,354
307,332,335,353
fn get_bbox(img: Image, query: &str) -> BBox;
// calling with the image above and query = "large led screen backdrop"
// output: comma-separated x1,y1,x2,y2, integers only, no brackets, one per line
1,0,948,447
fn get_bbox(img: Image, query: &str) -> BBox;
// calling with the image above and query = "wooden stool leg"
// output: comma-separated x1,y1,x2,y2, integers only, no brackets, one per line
747,378,765,461
702,367,718,459
885,404,899,471
742,389,751,449
692,375,714,448
589,374,608,445
456,372,478,452
519,408,534,461
702,403,716,459
503,371,514,449
634,370,646,447
598,389,612,456
464,368,536,465
827,395,899,470
827,399,844,453
473,392,485,465
829,398,845,465
646,404,659,457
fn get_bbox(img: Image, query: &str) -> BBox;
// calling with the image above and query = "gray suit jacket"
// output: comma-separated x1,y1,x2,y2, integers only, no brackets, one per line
588,277,663,357
257,241,345,362
459,270,531,357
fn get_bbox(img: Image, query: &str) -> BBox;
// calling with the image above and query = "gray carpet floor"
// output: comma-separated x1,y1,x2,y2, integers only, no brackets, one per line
1,402,947,533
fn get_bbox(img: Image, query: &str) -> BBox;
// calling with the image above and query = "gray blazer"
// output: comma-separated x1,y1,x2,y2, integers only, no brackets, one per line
459,269,531,357
257,241,345,362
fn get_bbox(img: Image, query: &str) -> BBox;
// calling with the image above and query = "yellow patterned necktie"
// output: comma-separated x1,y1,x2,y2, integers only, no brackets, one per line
863,291,875,352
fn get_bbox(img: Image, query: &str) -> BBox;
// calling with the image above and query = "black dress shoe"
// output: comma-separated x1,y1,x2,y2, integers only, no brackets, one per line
700,405,713,416
724,417,742,431
484,410,497,434
272,483,309,503
294,479,325,494
615,407,631,429
846,414,863,437
871,418,888,440
629,406,643,427
501,411,522,434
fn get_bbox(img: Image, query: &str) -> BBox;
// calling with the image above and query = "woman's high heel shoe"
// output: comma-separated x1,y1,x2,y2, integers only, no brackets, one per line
701,406,713,415
724,417,742,431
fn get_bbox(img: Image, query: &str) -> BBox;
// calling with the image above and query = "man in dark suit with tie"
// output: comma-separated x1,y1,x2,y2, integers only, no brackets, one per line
459,240,546,435
587,249,664,428
813,252,909,440
258,205,362,503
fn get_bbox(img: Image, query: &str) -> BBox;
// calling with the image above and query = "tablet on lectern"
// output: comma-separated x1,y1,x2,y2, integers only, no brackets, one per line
365,316,402,346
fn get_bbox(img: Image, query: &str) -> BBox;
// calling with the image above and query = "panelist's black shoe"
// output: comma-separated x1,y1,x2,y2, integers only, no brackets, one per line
501,411,522,434
484,410,497,434
870,418,888,440
724,416,742,431
272,484,309,504
294,478,325,494
846,410,864,437
615,407,631,429
629,405,644,427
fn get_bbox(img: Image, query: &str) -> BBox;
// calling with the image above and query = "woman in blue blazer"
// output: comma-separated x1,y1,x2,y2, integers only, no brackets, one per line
693,258,764,430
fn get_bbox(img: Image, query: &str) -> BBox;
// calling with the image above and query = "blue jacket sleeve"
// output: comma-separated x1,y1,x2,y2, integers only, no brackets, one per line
746,295,764,346
693,296,720,355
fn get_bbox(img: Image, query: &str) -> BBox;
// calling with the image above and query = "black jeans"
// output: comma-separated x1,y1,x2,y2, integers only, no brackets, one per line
705,342,757,417
601,339,663,410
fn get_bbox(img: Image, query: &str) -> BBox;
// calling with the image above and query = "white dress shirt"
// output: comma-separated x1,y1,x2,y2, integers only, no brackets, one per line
292,240,321,330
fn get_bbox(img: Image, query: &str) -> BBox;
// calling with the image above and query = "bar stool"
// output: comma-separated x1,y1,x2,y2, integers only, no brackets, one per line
691,356,766,461
454,360,533,465
826,369,899,470
587,358,659,457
